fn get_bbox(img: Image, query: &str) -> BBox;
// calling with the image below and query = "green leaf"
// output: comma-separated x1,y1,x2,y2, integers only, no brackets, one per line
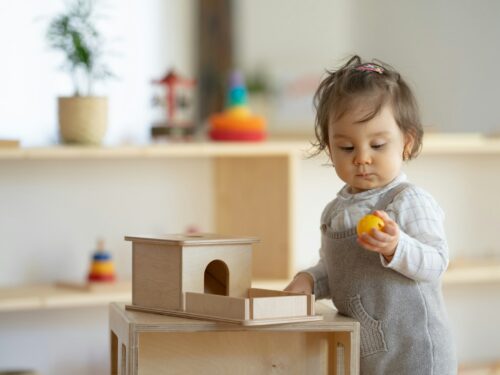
44,0,115,96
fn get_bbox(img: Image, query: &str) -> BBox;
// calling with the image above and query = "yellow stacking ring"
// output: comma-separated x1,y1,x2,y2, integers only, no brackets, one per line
90,260,115,275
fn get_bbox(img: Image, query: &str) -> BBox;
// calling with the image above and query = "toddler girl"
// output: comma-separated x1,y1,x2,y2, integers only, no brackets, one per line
285,56,456,374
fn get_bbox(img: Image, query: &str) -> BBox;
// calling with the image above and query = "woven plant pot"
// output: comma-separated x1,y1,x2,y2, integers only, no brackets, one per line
58,96,108,145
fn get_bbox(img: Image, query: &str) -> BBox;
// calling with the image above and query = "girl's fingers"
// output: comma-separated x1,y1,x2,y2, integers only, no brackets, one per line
370,228,390,241
383,221,398,236
358,232,386,248
373,211,398,236
357,236,381,252
358,228,398,254
373,210,391,221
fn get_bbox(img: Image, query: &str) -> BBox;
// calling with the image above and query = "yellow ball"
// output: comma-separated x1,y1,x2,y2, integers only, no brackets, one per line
357,214,385,236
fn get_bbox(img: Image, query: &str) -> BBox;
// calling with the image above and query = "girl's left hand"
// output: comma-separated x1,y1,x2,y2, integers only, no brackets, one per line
357,210,399,262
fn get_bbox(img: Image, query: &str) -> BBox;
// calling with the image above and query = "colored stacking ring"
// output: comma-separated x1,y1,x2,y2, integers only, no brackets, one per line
209,128,267,141
88,250,116,282
90,261,115,275
228,87,248,105
93,252,111,261
209,114,266,132
88,273,116,282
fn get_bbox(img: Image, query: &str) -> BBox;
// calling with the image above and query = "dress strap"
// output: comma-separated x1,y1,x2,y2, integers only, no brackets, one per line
373,182,412,211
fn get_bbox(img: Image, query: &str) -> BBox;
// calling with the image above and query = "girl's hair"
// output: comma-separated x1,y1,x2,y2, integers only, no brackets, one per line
312,55,423,159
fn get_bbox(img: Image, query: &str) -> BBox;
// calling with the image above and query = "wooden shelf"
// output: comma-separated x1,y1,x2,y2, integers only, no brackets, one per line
0,139,312,160
0,281,294,313
0,139,301,281
459,361,500,374
1,133,499,290
0,281,131,311
254,260,500,288
1,259,499,312
254,261,500,290
1,133,500,160
421,133,500,154
443,259,500,285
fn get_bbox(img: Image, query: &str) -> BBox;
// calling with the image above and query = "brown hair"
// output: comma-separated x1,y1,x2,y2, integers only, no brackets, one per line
312,55,423,159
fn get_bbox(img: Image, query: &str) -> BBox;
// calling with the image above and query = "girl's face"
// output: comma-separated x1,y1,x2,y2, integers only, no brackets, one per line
328,103,412,193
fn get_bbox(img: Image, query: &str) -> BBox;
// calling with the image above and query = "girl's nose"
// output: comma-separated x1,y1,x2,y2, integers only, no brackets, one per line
353,150,372,166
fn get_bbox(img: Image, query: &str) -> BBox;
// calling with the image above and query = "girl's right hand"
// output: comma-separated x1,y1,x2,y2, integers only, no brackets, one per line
284,273,314,294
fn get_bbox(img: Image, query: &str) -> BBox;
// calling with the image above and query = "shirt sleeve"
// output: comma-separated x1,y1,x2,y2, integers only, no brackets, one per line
300,199,338,299
302,246,330,300
380,186,449,282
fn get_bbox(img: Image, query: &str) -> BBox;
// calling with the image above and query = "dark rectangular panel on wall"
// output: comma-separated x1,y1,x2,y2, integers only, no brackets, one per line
197,0,234,124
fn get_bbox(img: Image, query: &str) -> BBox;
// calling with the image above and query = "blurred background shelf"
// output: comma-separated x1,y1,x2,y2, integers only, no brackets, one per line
0,281,131,312
422,133,500,154
1,259,499,312
0,139,309,160
1,133,500,160
444,259,500,285
0,139,301,282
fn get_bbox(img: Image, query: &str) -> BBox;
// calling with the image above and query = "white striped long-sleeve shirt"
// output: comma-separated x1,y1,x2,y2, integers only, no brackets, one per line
309,173,449,289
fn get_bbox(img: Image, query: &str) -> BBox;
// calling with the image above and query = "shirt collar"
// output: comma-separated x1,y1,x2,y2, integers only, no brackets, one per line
337,173,408,201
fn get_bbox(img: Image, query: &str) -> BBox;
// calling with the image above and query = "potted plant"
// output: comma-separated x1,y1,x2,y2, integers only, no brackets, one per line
46,0,113,145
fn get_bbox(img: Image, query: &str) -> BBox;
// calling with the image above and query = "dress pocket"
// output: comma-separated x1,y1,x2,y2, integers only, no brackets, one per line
348,295,388,358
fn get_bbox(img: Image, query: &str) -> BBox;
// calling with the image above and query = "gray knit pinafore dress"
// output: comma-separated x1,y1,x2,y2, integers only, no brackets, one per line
320,184,456,375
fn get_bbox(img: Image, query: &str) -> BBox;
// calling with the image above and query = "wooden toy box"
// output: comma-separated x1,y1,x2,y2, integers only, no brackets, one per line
127,287,318,326
124,234,320,325
110,302,360,375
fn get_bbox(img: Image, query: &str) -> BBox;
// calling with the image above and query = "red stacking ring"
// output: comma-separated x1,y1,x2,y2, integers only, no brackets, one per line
209,128,267,141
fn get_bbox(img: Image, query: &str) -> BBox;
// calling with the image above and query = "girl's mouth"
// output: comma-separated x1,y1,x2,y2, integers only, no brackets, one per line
356,173,373,178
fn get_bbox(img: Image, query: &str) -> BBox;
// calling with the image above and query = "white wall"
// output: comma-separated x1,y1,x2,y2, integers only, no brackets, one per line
0,307,110,375
235,0,500,134
349,0,500,134
0,0,196,146
235,0,354,74
0,159,213,286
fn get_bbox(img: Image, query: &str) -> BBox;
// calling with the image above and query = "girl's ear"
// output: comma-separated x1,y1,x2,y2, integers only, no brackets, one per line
403,133,415,160
326,143,335,167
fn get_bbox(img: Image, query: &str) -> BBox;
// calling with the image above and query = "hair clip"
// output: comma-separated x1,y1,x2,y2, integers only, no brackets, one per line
354,64,384,74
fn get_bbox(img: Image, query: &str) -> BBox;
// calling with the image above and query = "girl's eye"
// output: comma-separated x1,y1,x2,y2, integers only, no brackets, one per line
339,146,354,152
371,144,386,149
